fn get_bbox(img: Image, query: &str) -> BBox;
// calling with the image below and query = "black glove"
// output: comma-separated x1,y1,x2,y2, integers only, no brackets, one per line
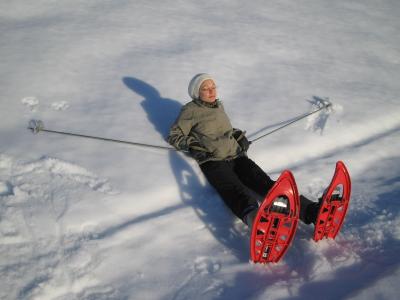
188,141,212,161
233,129,250,152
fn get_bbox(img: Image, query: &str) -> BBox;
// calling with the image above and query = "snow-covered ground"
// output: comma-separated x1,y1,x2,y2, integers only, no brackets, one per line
1,1,399,299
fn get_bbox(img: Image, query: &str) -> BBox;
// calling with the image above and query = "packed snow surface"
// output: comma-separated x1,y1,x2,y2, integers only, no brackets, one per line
1,1,399,299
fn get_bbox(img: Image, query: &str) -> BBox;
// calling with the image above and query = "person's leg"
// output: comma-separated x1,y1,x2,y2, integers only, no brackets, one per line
234,156,319,225
233,156,275,198
200,160,258,221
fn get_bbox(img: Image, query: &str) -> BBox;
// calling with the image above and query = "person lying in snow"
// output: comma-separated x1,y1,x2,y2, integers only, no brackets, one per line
168,73,320,228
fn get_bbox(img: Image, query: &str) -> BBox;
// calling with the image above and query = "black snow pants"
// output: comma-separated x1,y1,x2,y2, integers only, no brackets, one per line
200,156,315,224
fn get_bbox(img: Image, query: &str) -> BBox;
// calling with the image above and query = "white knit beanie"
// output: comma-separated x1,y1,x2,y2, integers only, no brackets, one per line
188,73,214,100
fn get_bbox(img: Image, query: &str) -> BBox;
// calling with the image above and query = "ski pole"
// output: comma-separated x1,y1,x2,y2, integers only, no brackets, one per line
28,100,331,151
250,101,332,144
28,120,176,151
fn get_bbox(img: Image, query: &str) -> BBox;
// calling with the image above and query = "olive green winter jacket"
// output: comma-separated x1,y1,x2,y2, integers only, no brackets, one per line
168,99,244,164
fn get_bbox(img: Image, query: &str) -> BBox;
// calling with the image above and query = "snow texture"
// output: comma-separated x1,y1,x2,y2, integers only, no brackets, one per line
1,1,399,299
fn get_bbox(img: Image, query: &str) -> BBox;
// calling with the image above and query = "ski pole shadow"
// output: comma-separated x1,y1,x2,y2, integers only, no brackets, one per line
122,76,249,262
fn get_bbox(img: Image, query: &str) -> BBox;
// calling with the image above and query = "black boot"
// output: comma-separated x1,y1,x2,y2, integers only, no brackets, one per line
300,195,319,224
306,202,320,225
244,208,258,229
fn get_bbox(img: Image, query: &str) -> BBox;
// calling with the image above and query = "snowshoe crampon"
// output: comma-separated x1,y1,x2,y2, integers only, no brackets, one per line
313,161,351,241
250,171,300,264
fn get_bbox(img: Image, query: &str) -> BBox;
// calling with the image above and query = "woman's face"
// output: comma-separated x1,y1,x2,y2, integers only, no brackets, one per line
199,79,217,103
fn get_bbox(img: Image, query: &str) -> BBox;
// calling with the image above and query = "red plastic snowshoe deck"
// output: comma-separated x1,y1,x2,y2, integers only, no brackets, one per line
250,171,300,264
313,161,351,241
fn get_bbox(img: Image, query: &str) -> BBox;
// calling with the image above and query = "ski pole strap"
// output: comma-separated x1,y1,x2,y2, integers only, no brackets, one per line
28,120,176,151
250,102,332,144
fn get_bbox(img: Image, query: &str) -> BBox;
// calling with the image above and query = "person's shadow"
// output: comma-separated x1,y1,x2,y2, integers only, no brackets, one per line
122,77,249,262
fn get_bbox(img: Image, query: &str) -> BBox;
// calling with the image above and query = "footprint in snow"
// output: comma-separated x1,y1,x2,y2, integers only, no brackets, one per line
23,156,118,195
193,256,221,275
21,97,39,112
173,256,223,299
51,101,70,111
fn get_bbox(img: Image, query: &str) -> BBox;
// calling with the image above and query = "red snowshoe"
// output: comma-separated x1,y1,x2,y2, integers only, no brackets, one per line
250,171,300,263
313,161,352,241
